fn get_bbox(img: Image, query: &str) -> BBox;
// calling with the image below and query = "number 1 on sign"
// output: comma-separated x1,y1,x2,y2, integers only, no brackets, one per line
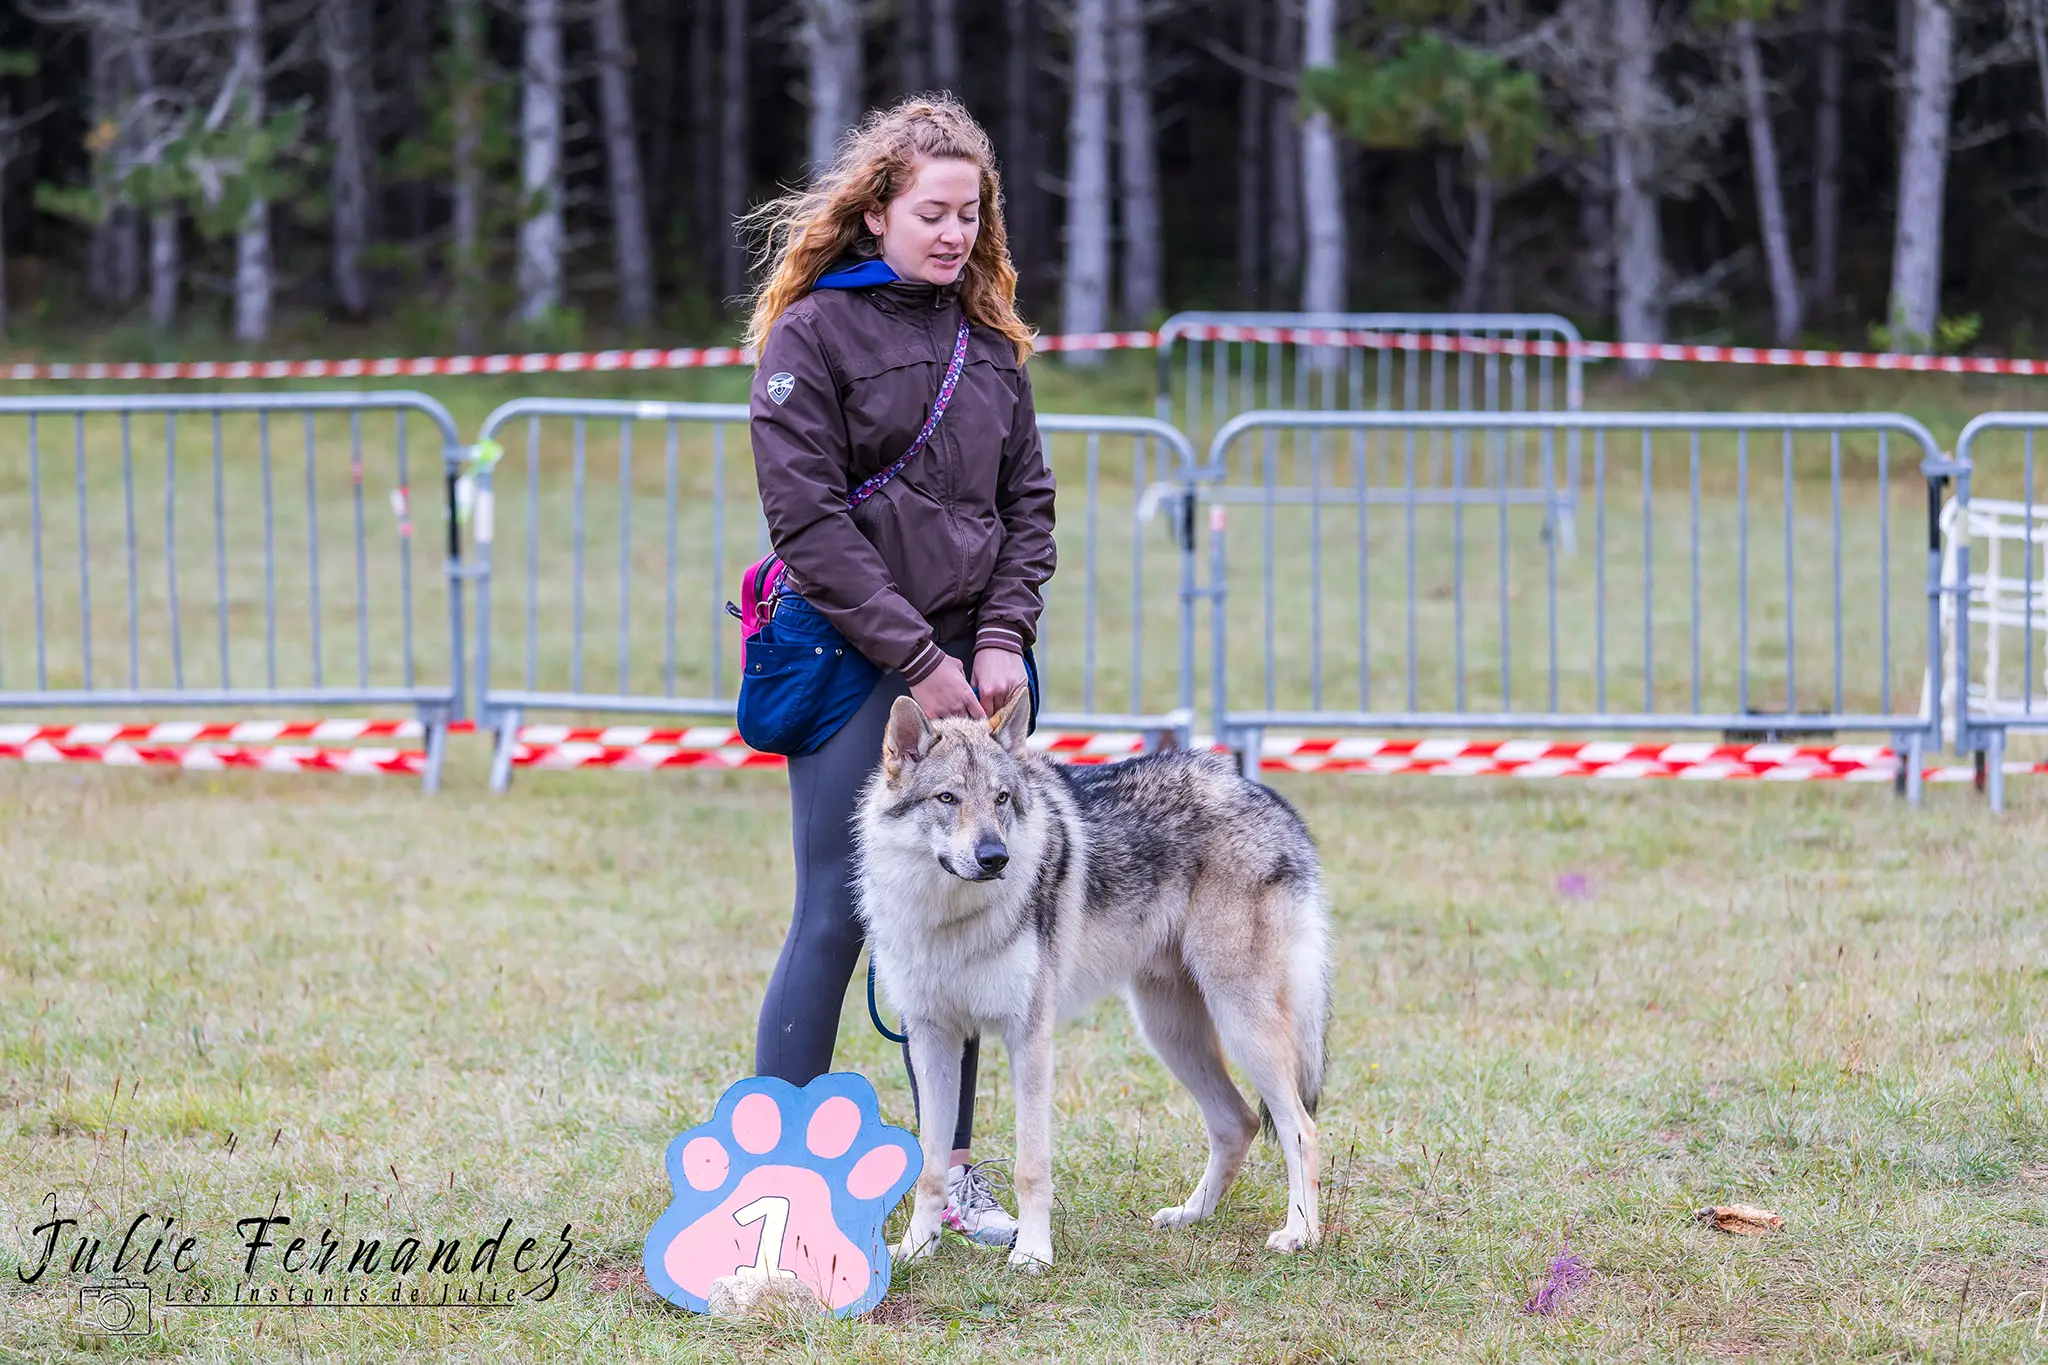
733,1196,797,1279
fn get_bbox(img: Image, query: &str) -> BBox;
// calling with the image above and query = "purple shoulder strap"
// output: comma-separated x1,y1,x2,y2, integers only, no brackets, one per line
844,318,973,510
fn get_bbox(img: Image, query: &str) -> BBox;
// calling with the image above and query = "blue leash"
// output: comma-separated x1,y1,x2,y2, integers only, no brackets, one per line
867,959,908,1044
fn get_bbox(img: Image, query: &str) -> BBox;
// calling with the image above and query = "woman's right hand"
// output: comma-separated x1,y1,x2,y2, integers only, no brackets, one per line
909,654,987,721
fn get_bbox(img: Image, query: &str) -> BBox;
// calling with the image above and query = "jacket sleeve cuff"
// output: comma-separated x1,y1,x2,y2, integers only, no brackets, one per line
974,624,1025,656
899,639,947,685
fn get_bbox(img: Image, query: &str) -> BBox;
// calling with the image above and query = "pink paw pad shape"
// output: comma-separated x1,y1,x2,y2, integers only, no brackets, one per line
642,1072,921,1318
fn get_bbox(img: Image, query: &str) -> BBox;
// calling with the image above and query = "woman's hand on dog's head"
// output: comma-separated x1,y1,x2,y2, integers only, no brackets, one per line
971,648,1030,717
909,654,987,721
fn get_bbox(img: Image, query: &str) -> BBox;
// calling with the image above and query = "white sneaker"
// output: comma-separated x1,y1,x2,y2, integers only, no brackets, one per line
943,1161,1019,1248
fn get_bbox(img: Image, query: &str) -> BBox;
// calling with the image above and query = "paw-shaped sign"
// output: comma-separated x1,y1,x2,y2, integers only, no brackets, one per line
643,1073,920,1318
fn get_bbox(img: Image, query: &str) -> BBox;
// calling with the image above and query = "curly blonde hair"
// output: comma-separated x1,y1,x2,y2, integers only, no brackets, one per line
743,97,1036,364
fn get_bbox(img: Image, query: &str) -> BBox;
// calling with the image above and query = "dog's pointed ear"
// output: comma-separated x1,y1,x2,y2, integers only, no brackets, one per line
987,691,1031,758
883,695,935,781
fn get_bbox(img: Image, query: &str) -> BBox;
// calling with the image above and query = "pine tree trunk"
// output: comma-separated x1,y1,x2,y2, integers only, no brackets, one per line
113,210,141,308
321,0,372,316
2030,0,2048,188
1235,0,1265,306
1810,0,1845,311
110,3,147,308
719,0,750,305
1577,152,1612,321
232,0,271,343
1003,0,1040,311
899,0,928,96
0,138,9,337
87,23,131,308
1888,0,1953,349
517,0,565,325
1112,0,1159,325
1004,0,1046,313
1736,20,1801,345
932,0,960,92
399,3,432,244
1458,168,1495,312
123,11,177,330
1268,0,1302,300
690,0,717,287
803,0,864,171
643,0,679,235
1895,0,1915,149
594,0,655,329
1061,0,1113,355
149,209,178,331
450,0,483,347
1612,0,1663,377
1299,0,1346,315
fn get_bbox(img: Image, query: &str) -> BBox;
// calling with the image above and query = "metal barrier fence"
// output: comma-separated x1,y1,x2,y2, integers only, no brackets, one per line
4,387,2025,813
0,392,469,788
1198,410,1951,802
467,398,1198,791
1156,310,1585,436
1158,312,1589,550
1944,413,2048,811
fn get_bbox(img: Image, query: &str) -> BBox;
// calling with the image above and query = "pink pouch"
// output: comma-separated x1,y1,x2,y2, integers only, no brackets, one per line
729,554,788,637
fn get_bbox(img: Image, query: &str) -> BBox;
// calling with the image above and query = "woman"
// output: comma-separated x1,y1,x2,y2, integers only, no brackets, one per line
744,97,1057,1248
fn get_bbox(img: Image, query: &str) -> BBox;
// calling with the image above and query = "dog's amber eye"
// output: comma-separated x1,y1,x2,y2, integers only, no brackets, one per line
934,792,956,804
995,791,1010,805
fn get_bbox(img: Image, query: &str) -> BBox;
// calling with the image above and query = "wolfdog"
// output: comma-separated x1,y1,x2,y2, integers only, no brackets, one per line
854,693,1330,1271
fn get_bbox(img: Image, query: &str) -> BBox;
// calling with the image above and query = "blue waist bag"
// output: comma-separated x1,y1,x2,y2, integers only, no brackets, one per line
735,591,1040,758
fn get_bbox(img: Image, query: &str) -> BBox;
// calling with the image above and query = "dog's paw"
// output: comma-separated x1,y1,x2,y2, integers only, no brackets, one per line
894,1224,942,1263
1264,1226,1317,1254
1150,1204,1207,1230
1007,1236,1056,1277
644,1075,920,1317
1006,1240,1053,1274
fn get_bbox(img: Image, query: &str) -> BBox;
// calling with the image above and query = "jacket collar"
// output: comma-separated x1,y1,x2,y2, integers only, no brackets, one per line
813,256,962,313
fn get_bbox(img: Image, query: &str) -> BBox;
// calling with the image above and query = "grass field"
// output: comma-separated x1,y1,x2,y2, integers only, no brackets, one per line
1,755,2045,1362
3,358,2048,1361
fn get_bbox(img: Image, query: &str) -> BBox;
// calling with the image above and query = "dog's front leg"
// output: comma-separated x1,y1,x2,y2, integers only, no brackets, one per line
896,1023,963,1263
1004,1009,1057,1271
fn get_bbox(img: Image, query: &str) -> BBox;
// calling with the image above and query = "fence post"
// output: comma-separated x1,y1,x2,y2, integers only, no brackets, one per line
1952,476,1973,767
471,449,507,790
1207,501,1245,776
443,438,469,723
1176,485,1197,724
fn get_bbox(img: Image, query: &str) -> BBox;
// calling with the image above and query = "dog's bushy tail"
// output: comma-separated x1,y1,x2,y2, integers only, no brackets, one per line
1259,881,1331,1138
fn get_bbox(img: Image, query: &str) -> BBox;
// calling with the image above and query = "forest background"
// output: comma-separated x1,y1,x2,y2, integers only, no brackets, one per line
0,0,2042,364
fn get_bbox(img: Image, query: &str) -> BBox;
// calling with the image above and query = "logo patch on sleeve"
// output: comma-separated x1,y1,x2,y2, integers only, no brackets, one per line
767,372,796,405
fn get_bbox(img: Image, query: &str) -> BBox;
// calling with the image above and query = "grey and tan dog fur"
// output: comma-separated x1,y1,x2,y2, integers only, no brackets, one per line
854,693,1330,1271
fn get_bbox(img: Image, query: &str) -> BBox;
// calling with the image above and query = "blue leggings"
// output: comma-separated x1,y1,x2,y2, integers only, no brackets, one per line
754,636,978,1151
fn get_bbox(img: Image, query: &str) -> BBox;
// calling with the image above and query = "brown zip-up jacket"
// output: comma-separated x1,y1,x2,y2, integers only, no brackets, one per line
749,275,1057,684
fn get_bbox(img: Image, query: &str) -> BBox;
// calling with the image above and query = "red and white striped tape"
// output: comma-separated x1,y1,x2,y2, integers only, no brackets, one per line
0,718,435,745
4,325,2040,381
1,719,2036,785
1034,330,1163,354
508,723,1159,759
503,726,1156,771
492,729,1990,783
0,739,426,775
1160,323,2048,375
0,348,753,383
500,736,2033,782
507,730,1906,768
